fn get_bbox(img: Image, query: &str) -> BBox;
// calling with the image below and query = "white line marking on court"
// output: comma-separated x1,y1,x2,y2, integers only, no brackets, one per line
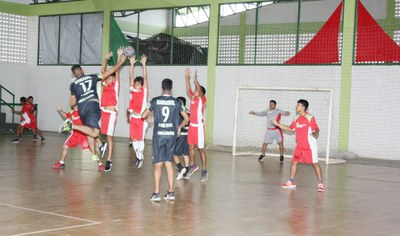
0,203,99,223
0,202,102,235
11,222,101,236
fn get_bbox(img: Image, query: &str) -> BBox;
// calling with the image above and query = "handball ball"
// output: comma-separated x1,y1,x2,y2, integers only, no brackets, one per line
123,46,136,57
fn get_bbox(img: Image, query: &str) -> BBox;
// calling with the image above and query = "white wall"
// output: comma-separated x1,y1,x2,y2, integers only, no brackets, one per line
349,66,400,160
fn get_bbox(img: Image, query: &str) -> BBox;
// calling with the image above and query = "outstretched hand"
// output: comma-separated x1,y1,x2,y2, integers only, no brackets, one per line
105,51,113,60
194,69,198,82
185,67,191,79
56,104,62,112
117,47,124,57
141,54,148,66
129,56,137,65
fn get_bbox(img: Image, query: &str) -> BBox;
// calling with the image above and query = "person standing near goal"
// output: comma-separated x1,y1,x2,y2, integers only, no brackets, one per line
272,99,324,192
185,68,208,182
249,100,290,162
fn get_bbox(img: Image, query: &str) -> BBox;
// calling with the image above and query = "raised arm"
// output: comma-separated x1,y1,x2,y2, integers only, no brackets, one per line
193,70,203,97
102,53,126,79
115,47,123,82
101,51,113,74
129,56,137,86
141,55,148,89
185,67,192,96
249,110,268,116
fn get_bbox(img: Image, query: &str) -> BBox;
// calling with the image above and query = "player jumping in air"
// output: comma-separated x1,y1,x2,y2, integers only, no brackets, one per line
272,99,324,192
127,54,149,169
249,100,290,162
142,78,189,202
60,52,126,171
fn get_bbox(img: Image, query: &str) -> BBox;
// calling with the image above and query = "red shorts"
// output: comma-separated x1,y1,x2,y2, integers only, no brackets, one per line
188,123,205,149
130,117,148,140
101,110,117,136
21,120,37,130
292,147,318,164
65,132,89,149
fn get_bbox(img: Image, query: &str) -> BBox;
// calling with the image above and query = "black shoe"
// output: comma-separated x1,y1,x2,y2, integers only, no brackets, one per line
105,160,112,172
128,142,132,148
258,154,266,162
41,137,46,143
33,135,38,141
11,136,21,144
280,155,284,162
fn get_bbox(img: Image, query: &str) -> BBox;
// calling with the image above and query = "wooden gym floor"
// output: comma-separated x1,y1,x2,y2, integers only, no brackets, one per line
0,132,399,235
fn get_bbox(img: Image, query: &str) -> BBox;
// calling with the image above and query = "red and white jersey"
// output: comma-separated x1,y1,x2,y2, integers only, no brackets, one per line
66,110,84,125
21,103,36,123
289,113,319,150
101,79,120,109
128,87,147,117
189,91,206,125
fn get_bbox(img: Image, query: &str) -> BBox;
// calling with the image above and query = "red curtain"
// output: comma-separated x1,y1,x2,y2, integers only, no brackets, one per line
355,0,400,63
284,2,342,64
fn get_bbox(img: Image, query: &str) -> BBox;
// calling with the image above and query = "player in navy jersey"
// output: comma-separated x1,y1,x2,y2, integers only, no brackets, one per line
60,53,126,171
173,96,190,180
142,78,189,202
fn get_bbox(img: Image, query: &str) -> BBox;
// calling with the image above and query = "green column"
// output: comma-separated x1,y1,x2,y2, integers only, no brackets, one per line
238,12,247,64
386,0,395,38
205,2,219,144
102,9,111,58
338,0,357,151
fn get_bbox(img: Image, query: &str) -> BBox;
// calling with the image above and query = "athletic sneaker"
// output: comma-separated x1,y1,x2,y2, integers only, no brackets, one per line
59,119,72,133
186,164,199,177
136,158,143,169
52,161,65,169
281,180,296,189
318,183,325,192
164,192,175,201
98,142,107,159
92,154,100,161
280,155,284,162
98,163,105,171
258,154,266,162
150,193,161,202
201,170,209,182
10,136,21,144
128,142,132,148
105,160,112,172
41,137,46,143
33,135,38,141
176,167,187,180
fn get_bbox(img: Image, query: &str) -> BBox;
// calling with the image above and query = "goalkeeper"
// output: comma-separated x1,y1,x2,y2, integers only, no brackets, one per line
249,100,290,162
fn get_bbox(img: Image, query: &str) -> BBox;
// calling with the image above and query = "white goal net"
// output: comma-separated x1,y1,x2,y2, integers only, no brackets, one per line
233,87,340,164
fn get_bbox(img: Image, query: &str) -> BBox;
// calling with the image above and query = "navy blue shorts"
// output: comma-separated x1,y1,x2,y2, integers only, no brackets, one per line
152,137,176,164
174,134,188,156
78,101,101,129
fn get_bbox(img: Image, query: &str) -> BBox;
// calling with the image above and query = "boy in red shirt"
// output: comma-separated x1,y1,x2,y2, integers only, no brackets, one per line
273,99,324,192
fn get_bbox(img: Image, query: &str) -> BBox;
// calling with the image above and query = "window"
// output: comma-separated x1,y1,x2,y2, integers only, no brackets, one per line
38,13,103,65
0,13,27,63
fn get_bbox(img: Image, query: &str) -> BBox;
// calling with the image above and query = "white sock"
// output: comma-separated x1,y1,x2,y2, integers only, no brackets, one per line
138,140,145,160
132,141,140,158
59,161,64,164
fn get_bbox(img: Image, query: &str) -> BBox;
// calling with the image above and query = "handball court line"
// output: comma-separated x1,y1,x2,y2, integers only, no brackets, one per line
0,203,101,236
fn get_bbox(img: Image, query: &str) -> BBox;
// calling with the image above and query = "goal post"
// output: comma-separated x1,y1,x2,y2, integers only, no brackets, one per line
233,87,343,165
